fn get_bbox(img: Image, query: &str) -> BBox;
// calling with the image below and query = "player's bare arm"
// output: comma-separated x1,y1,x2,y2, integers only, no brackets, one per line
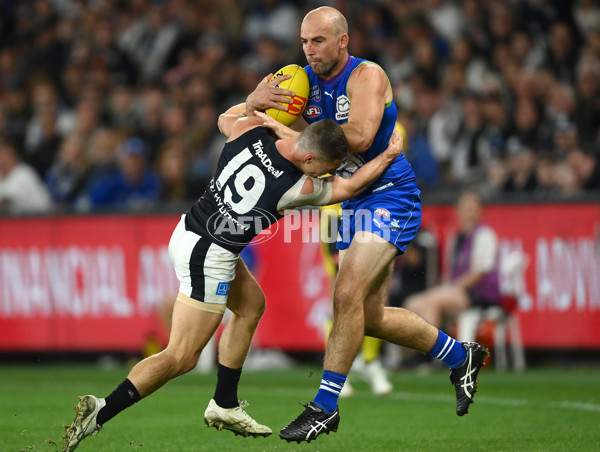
218,103,247,137
343,63,391,152
324,129,402,204
246,73,295,117
217,108,266,141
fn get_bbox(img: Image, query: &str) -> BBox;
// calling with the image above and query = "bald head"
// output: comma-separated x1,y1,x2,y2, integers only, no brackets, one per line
303,6,348,38
301,7,349,78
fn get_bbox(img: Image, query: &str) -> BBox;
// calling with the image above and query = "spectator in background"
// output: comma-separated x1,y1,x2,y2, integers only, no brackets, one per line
553,117,579,158
511,97,543,151
413,37,441,89
542,82,577,153
447,91,490,184
0,138,53,214
397,110,440,189
543,22,579,84
565,148,600,191
156,139,206,202
574,0,600,36
83,137,160,211
106,84,138,134
24,80,71,174
89,18,137,87
480,92,512,159
448,36,488,94
45,133,89,206
502,137,538,193
533,155,558,197
134,84,166,162
0,0,597,214
117,2,181,82
83,128,120,189
426,0,464,43
242,0,299,55
161,105,189,149
1,76,30,154
573,67,600,151
23,103,61,178
460,0,490,55
552,160,580,196
59,62,86,109
405,189,500,330
61,96,103,143
509,30,545,71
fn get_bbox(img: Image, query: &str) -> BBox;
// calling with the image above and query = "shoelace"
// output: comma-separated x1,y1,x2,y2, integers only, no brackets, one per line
285,403,317,427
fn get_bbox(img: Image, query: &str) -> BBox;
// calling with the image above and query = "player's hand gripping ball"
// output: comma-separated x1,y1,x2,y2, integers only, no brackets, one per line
265,64,309,126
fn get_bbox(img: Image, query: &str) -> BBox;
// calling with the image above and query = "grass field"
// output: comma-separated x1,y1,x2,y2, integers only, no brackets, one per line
2,363,600,452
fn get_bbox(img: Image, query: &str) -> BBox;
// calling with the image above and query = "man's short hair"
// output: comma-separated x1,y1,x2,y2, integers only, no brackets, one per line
297,119,349,162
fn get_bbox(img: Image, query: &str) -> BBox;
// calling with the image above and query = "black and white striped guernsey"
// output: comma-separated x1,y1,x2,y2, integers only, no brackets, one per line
185,126,329,254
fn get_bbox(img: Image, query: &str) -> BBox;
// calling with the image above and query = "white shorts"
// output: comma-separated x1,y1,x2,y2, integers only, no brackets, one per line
168,215,238,308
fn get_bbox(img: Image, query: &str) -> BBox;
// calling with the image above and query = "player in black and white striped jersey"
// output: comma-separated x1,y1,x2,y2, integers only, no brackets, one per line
62,110,403,450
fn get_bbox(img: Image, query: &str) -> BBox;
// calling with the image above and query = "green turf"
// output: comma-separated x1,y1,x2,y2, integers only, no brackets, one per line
2,363,599,451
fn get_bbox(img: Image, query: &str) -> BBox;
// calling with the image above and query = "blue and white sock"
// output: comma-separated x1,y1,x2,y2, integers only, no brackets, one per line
428,330,466,369
312,370,347,413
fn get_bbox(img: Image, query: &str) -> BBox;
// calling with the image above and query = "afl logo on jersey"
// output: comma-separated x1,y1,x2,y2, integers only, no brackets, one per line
304,105,322,118
310,85,321,101
335,95,350,121
375,207,391,218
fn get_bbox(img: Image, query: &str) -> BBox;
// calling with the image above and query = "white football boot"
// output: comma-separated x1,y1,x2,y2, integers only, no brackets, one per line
63,395,106,451
365,360,393,395
338,378,355,398
204,399,272,437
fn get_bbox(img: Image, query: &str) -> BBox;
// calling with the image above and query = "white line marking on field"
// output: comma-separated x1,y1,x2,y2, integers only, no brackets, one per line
250,387,600,412
388,391,600,412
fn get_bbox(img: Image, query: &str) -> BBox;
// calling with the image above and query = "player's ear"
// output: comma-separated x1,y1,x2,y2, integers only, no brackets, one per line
339,33,349,49
304,154,314,163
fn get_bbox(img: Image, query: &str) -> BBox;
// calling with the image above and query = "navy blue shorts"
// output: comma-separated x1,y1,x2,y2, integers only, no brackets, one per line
337,184,422,254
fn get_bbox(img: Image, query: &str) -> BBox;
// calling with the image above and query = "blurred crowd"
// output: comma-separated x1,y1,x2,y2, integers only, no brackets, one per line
0,0,599,215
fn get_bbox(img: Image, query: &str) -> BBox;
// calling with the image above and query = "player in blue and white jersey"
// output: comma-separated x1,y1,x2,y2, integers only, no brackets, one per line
243,6,489,443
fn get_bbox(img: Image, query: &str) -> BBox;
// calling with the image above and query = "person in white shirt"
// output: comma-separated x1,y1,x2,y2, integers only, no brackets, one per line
0,139,53,214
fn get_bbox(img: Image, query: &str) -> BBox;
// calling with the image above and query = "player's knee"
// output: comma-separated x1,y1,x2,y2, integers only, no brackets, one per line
179,351,202,375
333,282,366,314
230,289,266,321
247,295,266,324
163,345,201,376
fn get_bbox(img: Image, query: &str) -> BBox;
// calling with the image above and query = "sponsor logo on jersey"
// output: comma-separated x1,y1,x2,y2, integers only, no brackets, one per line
206,207,279,247
310,85,321,101
335,94,350,120
216,281,231,296
252,140,283,178
288,95,307,116
304,105,322,118
375,207,391,218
